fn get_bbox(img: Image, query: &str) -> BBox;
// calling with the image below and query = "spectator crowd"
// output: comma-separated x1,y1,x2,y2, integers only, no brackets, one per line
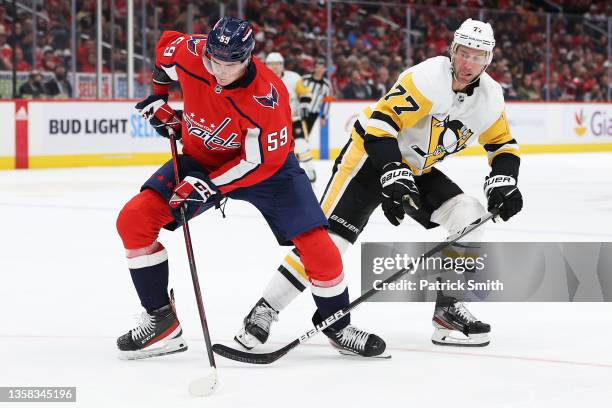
0,0,610,101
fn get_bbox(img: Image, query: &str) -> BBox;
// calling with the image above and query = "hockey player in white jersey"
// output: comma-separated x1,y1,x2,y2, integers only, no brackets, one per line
265,52,317,182
236,19,523,349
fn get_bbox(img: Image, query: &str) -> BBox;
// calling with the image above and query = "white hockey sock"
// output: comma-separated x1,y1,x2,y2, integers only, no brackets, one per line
263,271,305,311
264,233,351,311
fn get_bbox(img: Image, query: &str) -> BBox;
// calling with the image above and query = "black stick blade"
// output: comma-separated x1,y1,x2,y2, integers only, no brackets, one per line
212,340,298,365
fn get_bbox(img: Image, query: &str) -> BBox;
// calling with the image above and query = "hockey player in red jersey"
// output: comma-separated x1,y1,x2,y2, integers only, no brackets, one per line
115,17,386,360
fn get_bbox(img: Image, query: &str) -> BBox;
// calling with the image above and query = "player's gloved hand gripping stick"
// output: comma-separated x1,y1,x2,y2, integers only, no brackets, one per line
135,94,183,139
380,162,421,226
483,175,523,221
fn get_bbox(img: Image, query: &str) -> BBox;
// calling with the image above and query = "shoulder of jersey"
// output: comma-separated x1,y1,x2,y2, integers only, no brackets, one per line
253,58,288,97
478,71,505,105
157,31,207,69
399,56,452,105
245,59,291,115
478,72,505,118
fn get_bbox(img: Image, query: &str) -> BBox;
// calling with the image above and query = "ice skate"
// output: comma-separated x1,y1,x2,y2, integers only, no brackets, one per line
117,293,187,360
432,284,490,347
234,298,279,350
314,312,390,358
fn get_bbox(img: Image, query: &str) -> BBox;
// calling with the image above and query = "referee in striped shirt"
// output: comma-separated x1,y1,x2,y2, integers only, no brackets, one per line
302,58,332,136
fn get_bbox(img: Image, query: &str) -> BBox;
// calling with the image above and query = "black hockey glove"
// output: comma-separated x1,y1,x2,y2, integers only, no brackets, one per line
483,175,523,221
380,162,421,226
135,94,183,139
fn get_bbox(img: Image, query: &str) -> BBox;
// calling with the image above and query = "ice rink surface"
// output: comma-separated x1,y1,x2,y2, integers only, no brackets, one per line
1,152,611,407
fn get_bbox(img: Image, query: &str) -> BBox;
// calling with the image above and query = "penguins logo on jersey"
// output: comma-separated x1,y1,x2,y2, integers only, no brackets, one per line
412,116,474,169
253,84,279,109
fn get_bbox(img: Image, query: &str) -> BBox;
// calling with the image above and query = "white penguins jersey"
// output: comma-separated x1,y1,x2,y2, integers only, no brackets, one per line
352,56,519,175
281,70,311,121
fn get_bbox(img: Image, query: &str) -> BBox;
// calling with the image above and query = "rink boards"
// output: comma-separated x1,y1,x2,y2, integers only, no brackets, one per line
0,100,611,169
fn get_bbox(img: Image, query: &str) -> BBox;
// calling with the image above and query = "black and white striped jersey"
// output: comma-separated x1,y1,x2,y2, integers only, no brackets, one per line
302,74,332,119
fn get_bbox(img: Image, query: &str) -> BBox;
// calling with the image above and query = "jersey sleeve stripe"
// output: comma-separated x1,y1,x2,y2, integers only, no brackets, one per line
159,64,179,81
211,161,258,187
211,98,266,187
211,128,262,186
366,121,400,138
245,127,263,164
483,138,518,152
487,144,520,164
353,119,366,138
153,66,175,84
225,96,266,164
371,111,401,133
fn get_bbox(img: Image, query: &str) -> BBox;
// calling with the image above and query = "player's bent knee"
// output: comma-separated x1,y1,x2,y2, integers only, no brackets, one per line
116,199,138,240
117,189,171,249
329,231,351,256
431,194,486,233
293,227,343,283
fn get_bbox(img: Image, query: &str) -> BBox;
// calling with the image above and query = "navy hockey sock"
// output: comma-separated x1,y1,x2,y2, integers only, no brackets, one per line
126,242,170,313
311,287,350,331
129,261,170,313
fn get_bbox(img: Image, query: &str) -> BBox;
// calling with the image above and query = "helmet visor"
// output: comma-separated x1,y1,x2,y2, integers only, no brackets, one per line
454,46,489,65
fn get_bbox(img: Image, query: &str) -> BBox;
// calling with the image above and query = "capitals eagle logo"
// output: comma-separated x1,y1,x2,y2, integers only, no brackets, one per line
253,84,280,109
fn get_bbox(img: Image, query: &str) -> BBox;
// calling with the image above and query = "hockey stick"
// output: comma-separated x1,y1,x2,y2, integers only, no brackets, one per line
168,130,218,395
212,208,498,364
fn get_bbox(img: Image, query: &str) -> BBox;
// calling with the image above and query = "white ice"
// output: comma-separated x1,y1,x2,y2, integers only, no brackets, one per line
1,153,611,408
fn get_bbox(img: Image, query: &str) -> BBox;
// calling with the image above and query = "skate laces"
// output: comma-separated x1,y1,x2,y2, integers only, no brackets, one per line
453,301,477,323
337,326,370,351
131,311,155,340
251,304,278,329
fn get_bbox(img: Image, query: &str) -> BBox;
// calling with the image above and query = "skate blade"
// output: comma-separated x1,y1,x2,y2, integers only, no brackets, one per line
431,329,490,347
118,336,188,360
233,330,261,351
337,349,392,359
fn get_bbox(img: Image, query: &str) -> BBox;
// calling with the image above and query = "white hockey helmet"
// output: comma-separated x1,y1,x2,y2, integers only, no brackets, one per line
265,52,284,64
450,18,495,65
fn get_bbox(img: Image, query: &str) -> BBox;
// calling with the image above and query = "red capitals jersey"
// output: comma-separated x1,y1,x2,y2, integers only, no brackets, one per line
154,31,293,194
